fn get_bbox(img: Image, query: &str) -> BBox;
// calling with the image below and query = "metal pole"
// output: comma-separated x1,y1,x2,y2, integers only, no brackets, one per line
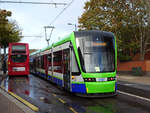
44,26,49,46
68,23,77,31
0,46,1,71
75,24,77,31
3,46,6,74
44,26,55,46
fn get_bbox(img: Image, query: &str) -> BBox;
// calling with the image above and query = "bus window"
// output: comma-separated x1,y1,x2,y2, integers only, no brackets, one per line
12,45,26,53
12,45,26,50
11,55,27,63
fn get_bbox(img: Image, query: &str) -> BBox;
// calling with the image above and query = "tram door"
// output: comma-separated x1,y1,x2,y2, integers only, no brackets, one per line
63,48,71,91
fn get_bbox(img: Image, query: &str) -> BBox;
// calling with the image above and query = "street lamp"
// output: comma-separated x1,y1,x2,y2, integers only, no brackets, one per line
44,26,55,46
68,23,77,31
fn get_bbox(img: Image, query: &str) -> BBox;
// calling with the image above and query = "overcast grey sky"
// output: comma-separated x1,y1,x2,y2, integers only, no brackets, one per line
0,0,86,49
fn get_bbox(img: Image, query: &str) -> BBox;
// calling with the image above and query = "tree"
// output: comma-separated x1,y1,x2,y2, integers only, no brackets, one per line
136,0,150,60
0,9,22,48
78,0,150,61
0,9,22,73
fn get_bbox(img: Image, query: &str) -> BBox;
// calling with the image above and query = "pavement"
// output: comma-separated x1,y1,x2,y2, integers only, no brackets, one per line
117,73,150,99
118,73,150,85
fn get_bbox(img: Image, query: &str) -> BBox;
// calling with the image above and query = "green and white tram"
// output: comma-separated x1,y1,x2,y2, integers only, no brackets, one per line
30,30,117,97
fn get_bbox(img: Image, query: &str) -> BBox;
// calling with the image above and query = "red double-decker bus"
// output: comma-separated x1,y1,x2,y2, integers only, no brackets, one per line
8,43,29,76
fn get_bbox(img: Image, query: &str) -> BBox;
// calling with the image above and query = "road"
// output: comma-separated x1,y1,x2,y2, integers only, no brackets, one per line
1,74,150,113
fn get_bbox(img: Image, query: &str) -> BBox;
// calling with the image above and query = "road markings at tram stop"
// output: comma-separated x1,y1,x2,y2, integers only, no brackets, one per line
8,91,39,112
69,107,78,113
0,86,39,111
52,93,65,104
51,93,78,113
58,98,78,113
118,90,150,102
58,98,66,104
52,93,57,97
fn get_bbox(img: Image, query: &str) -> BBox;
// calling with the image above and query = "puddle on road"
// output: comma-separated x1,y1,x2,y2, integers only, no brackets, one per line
0,75,53,104
87,105,115,113
40,96,51,104
1,76,30,96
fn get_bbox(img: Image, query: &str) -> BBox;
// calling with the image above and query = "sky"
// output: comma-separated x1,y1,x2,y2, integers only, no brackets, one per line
0,0,86,49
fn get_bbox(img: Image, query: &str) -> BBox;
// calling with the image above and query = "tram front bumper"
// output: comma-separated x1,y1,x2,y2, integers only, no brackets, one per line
85,81,116,93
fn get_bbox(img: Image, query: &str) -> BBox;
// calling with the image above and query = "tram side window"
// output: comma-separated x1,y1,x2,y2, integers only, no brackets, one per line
33,59,36,68
71,50,80,75
41,56,44,69
35,58,38,68
53,51,62,73
37,57,41,68
63,49,70,73
48,54,52,71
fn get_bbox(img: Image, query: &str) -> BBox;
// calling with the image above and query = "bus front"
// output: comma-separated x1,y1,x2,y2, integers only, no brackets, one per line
74,31,117,97
8,43,29,76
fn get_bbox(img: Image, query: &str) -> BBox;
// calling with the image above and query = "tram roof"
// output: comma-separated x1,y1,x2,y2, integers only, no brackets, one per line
30,32,73,55
74,30,114,38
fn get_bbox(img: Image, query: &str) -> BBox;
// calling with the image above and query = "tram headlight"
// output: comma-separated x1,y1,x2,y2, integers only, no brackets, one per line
107,77,116,81
72,76,75,79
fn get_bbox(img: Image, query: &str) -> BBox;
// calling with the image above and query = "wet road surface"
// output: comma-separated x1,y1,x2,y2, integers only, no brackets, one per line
1,74,150,113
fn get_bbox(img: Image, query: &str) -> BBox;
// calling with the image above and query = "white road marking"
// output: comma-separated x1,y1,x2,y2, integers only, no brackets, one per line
124,83,135,86
118,90,150,102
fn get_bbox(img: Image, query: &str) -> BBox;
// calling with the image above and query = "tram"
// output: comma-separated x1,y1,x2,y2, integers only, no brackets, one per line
30,30,117,97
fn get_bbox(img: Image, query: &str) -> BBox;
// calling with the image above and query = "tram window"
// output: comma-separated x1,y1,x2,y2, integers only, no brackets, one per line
41,56,44,69
53,51,62,73
38,57,41,68
36,58,38,68
71,50,80,75
33,59,36,67
48,54,52,71
48,54,51,62
53,52,62,62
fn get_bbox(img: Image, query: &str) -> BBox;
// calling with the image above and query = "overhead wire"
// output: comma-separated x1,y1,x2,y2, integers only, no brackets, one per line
46,0,74,45
0,0,67,5
49,0,74,25
0,0,75,46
